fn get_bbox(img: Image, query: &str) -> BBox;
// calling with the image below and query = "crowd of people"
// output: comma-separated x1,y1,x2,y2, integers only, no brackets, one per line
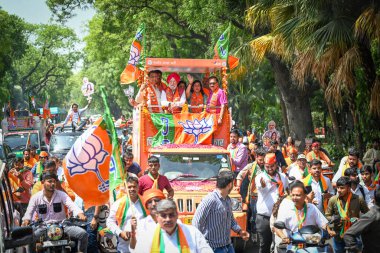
6,120,380,253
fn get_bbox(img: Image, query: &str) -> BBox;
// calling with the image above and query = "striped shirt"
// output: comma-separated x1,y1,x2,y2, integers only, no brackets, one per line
192,189,241,249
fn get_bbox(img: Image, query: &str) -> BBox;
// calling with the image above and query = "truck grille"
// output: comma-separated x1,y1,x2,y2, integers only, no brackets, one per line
176,198,194,213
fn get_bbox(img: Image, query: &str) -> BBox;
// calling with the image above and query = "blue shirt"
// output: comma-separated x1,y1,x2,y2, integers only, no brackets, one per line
127,162,141,176
192,189,241,248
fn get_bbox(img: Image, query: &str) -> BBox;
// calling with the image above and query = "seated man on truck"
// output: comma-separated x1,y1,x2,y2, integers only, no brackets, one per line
62,99,92,131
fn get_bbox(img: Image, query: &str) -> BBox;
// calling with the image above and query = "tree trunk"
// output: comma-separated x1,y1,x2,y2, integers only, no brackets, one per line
326,101,343,148
267,54,314,150
279,93,290,138
347,94,364,154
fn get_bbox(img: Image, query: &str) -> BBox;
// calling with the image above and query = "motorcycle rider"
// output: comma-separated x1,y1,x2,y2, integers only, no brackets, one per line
22,172,88,252
275,180,330,252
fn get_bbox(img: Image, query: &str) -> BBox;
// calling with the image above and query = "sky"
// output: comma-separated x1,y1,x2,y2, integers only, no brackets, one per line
0,0,95,41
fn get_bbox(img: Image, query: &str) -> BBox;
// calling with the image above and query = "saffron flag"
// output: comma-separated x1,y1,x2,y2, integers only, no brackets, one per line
100,86,126,202
120,23,145,85
213,23,239,70
63,117,112,207
42,99,51,119
150,111,217,147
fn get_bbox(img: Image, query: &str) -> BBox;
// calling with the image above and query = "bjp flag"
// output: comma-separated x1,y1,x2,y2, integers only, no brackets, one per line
63,117,112,207
150,111,218,147
120,23,145,85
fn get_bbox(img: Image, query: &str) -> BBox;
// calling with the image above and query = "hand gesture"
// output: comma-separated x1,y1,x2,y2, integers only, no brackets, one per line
307,191,315,201
260,177,266,188
22,219,30,227
187,74,194,84
217,118,223,125
130,216,137,230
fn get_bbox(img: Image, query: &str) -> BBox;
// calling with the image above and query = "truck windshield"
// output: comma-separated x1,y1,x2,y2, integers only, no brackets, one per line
4,133,39,151
50,135,80,152
157,154,231,180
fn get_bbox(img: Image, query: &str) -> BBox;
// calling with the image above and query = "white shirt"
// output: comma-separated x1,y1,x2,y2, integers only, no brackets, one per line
135,85,163,112
107,198,146,253
63,106,88,125
276,201,328,244
288,165,307,181
307,176,334,212
351,184,373,208
161,89,186,107
132,223,213,253
255,172,288,216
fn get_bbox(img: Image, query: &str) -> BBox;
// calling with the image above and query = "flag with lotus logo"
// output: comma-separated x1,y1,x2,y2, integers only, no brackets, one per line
120,23,145,85
63,117,112,207
150,111,217,147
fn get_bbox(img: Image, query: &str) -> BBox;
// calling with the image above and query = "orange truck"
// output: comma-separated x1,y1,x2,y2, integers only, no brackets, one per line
132,58,247,243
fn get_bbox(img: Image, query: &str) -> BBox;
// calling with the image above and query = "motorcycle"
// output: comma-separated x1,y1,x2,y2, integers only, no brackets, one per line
98,205,117,253
274,220,333,253
30,217,88,253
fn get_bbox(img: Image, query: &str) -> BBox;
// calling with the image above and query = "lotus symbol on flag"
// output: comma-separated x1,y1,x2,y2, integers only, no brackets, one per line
178,116,213,144
127,44,140,66
66,129,109,192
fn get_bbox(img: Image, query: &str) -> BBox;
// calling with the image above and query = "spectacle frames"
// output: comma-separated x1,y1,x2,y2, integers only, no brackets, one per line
39,156,48,159
146,198,162,204
159,212,176,219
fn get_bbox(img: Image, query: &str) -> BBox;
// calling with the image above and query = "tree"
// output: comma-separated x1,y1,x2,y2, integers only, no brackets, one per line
0,9,27,108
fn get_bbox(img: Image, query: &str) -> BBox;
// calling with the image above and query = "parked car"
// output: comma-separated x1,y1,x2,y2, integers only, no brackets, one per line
48,132,83,159
0,160,34,252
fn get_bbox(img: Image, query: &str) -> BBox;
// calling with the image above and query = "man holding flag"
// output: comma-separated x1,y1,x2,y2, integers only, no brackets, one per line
106,176,147,253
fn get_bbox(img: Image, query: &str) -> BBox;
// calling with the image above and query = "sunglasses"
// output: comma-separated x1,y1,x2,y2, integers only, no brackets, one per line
159,212,176,219
39,156,48,159
146,198,162,204
209,82,217,85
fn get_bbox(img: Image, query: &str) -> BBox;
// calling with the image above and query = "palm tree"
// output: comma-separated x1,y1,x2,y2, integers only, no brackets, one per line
246,0,380,151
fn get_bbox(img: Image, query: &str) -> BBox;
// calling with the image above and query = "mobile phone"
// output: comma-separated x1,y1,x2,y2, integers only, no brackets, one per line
305,186,312,194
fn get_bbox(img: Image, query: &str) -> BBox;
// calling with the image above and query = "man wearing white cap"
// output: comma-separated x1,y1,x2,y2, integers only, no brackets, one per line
288,154,309,181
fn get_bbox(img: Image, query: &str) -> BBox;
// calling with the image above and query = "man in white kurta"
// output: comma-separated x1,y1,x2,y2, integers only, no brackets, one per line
132,199,213,253
107,177,146,253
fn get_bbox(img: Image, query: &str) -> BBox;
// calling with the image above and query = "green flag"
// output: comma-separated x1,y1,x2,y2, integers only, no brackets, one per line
151,114,175,147
100,86,126,201
213,23,231,60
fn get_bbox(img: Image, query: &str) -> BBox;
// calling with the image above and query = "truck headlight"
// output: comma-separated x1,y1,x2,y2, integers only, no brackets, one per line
231,198,242,211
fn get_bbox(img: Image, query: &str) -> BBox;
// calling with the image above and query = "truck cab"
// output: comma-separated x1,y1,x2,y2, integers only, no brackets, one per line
132,58,246,238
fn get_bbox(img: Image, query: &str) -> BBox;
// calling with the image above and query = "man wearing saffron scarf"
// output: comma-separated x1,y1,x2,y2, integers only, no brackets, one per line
134,70,164,113
326,176,369,253
138,156,174,199
107,177,147,253
255,153,288,253
303,159,334,213
306,141,332,167
161,72,186,113
360,165,377,202
205,76,227,125
31,151,49,182
134,199,213,253
275,181,329,251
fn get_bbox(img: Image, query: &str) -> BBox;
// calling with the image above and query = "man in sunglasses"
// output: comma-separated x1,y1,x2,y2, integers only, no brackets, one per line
206,76,227,125
31,151,49,182
133,199,213,252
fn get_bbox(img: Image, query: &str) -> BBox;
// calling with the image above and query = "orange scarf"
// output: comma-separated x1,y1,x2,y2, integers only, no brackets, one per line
145,85,160,113
115,196,147,228
264,171,285,196
165,87,181,113
341,156,363,176
149,173,160,189
336,193,353,238
208,88,220,113
151,224,190,253
303,174,329,211
190,92,204,113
